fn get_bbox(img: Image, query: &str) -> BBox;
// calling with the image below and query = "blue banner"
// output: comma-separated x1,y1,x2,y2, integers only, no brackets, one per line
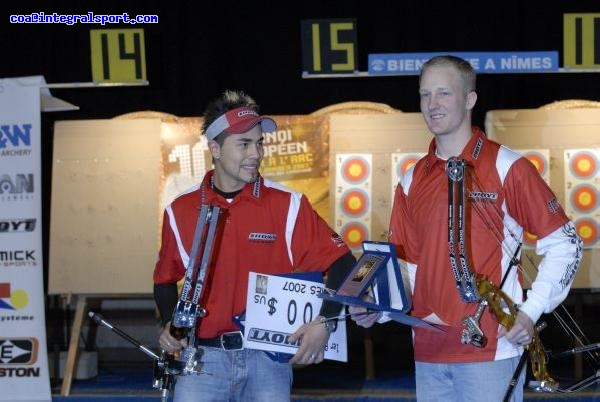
368,51,559,75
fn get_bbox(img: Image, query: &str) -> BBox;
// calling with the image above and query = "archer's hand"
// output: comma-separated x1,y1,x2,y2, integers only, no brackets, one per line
498,311,535,346
348,296,381,328
158,321,188,354
288,318,329,365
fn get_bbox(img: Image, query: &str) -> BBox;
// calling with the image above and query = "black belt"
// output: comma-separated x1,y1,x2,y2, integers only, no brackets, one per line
195,331,243,351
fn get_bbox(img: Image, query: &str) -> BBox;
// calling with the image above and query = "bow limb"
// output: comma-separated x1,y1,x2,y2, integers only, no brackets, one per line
467,170,596,392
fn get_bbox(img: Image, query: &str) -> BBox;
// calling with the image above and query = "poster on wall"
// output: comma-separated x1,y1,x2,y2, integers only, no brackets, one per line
564,149,599,249
159,115,331,220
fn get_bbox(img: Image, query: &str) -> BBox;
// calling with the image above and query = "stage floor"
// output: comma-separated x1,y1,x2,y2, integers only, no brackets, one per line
50,364,600,402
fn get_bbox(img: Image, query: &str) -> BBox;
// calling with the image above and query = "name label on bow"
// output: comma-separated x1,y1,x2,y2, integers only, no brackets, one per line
244,271,348,362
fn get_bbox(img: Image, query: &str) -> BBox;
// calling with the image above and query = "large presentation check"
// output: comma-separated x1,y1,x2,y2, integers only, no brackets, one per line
244,272,348,362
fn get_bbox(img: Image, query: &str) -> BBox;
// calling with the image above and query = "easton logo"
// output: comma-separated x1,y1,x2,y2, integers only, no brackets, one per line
247,328,300,348
0,338,38,365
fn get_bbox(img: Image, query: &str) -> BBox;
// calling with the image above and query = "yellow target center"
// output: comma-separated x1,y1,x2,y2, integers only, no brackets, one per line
577,192,592,206
576,159,591,173
348,195,363,210
347,230,362,243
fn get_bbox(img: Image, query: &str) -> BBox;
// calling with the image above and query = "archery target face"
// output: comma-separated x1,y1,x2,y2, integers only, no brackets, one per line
516,149,550,248
391,153,425,202
569,150,598,180
519,149,550,183
574,218,598,247
335,154,372,252
564,149,600,249
570,183,598,214
340,222,369,250
339,188,370,218
341,155,370,184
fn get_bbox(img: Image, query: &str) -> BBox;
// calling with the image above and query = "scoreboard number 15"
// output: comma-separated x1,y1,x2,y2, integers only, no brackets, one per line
301,19,358,74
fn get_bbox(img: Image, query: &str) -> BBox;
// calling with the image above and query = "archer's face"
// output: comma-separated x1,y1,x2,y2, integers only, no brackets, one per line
419,65,474,137
212,126,264,192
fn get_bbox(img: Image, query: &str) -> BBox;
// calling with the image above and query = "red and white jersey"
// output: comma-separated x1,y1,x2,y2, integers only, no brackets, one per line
154,170,349,338
390,127,581,363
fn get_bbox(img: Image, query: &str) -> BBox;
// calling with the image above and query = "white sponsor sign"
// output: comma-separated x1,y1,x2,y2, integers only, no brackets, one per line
0,77,51,401
244,272,347,362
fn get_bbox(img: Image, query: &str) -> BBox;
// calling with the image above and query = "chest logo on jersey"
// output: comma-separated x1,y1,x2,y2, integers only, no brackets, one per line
248,232,277,242
331,233,345,248
471,137,483,159
469,191,498,202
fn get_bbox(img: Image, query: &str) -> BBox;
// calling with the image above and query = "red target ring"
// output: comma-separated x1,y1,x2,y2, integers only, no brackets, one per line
341,222,368,249
523,152,547,177
570,184,598,213
574,218,598,247
396,155,420,178
569,151,598,180
340,189,369,217
341,156,369,184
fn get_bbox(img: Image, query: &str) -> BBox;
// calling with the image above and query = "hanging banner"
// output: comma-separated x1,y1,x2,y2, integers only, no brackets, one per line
0,78,51,401
159,115,331,222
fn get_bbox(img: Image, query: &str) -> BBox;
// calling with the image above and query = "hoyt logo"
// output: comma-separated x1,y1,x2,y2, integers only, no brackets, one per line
0,219,36,233
247,327,300,348
0,338,41,378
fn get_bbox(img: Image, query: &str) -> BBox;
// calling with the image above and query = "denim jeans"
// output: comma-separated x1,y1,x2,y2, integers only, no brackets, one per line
415,356,525,402
173,347,293,402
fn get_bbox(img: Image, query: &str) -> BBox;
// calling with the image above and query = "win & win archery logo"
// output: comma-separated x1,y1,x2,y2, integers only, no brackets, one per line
0,124,32,157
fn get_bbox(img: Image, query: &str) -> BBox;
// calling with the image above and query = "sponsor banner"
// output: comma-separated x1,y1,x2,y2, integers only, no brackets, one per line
368,51,559,75
160,116,329,193
159,116,332,226
261,116,329,181
0,78,51,401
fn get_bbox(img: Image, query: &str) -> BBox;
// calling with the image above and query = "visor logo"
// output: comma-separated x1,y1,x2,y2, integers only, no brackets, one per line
237,110,258,117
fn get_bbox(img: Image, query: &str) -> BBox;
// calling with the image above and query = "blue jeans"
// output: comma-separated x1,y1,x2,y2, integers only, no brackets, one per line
415,357,525,402
173,347,293,402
